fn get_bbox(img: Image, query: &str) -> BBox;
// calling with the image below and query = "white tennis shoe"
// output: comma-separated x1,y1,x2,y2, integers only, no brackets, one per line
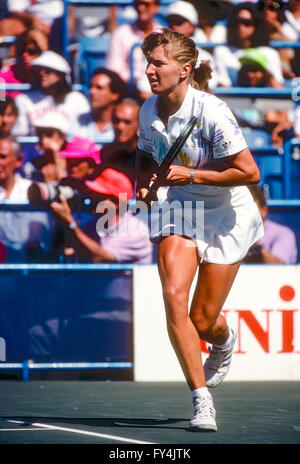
204,327,237,388
189,395,217,432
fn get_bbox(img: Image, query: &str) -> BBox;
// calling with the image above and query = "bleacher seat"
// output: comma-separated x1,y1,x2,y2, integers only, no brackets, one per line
73,35,111,86
242,128,283,199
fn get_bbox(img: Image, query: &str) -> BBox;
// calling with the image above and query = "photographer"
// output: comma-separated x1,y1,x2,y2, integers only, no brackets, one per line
50,168,153,264
244,185,298,264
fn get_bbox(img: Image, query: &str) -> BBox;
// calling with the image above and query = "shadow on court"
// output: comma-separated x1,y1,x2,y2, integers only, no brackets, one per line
0,381,299,444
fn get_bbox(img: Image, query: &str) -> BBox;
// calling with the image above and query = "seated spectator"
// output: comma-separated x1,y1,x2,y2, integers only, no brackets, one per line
0,28,48,98
0,135,52,262
214,2,284,87
258,0,298,79
50,168,153,264
0,97,19,136
13,50,90,136
7,0,64,35
59,136,101,181
21,109,69,182
106,0,161,100
258,0,298,41
270,101,300,145
285,0,300,40
99,98,140,187
0,11,34,37
234,49,290,139
72,68,127,142
190,0,228,44
164,0,219,88
244,184,298,263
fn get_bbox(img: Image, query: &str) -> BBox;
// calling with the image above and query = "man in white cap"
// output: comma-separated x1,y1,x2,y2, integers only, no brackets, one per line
164,0,220,88
13,50,90,136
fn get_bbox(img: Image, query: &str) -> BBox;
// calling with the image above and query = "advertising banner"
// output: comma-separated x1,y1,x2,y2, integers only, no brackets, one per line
133,265,300,381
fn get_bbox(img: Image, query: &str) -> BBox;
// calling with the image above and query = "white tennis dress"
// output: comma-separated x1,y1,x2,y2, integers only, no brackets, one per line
138,85,264,264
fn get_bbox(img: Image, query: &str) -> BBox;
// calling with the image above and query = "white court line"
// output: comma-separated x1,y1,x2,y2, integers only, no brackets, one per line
0,419,156,445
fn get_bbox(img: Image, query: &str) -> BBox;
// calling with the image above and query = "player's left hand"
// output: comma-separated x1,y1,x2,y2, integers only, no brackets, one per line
164,165,193,185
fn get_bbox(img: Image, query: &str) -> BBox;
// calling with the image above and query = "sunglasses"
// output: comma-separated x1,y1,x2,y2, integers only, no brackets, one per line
37,128,58,137
21,46,41,56
235,18,255,26
167,15,187,26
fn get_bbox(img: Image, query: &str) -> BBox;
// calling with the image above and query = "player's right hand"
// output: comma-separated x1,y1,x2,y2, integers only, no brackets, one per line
136,188,150,201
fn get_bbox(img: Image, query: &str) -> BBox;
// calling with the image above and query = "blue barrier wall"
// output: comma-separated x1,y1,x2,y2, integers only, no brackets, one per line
0,265,133,366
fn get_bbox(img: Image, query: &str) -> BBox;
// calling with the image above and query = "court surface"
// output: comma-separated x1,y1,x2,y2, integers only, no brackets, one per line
0,380,299,446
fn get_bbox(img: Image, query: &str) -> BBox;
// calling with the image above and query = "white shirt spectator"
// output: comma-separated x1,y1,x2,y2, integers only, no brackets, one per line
13,89,90,136
8,0,63,26
0,174,52,262
71,112,115,143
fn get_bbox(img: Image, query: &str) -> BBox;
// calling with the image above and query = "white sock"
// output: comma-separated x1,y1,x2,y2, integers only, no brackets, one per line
192,387,211,400
214,327,233,350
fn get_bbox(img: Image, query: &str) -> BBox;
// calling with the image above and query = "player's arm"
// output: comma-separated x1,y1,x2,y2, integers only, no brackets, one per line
165,147,260,187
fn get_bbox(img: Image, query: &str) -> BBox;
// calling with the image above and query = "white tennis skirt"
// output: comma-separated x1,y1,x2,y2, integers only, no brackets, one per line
149,184,264,265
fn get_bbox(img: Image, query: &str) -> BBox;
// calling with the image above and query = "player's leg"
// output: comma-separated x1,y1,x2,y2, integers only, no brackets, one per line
190,261,240,387
157,236,217,432
157,235,204,390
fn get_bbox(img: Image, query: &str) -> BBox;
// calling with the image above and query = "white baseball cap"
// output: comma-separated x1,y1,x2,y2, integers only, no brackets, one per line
165,1,199,26
31,50,71,76
34,110,70,135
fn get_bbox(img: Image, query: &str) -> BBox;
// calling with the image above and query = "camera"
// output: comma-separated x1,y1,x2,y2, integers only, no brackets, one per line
27,178,96,211
243,243,263,263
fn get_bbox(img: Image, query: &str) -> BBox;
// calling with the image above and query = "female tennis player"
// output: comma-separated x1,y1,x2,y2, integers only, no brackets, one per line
136,28,264,432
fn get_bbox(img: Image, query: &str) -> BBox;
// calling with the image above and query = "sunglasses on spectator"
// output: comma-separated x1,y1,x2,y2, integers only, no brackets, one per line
21,46,41,56
36,128,58,137
167,15,187,26
234,18,255,26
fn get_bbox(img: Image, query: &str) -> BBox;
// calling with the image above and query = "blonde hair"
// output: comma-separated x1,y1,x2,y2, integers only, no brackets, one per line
141,27,212,92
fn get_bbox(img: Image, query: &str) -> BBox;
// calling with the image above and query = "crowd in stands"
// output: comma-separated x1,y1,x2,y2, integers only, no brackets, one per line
0,0,299,264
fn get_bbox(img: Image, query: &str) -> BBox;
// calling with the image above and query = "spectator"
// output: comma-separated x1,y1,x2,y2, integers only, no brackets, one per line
245,184,298,263
58,136,101,181
7,0,64,35
72,68,127,142
213,2,284,87
258,0,298,79
285,0,300,39
21,109,70,182
0,28,48,98
235,48,290,137
13,50,90,136
271,101,300,145
50,168,153,264
0,135,52,262
106,0,161,99
190,0,227,44
0,97,19,136
0,11,34,37
164,0,219,89
258,0,297,41
100,98,140,187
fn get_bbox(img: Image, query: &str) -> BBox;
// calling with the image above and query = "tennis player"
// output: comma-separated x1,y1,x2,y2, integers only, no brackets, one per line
136,28,264,432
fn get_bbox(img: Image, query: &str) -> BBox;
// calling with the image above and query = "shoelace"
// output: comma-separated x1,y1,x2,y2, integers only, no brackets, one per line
193,397,215,419
206,343,233,370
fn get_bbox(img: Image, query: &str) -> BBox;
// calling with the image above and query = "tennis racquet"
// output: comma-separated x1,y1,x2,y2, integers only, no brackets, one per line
144,116,198,203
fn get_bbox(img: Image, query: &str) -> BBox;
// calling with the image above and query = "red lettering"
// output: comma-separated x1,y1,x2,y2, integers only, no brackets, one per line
236,310,272,353
277,310,298,353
